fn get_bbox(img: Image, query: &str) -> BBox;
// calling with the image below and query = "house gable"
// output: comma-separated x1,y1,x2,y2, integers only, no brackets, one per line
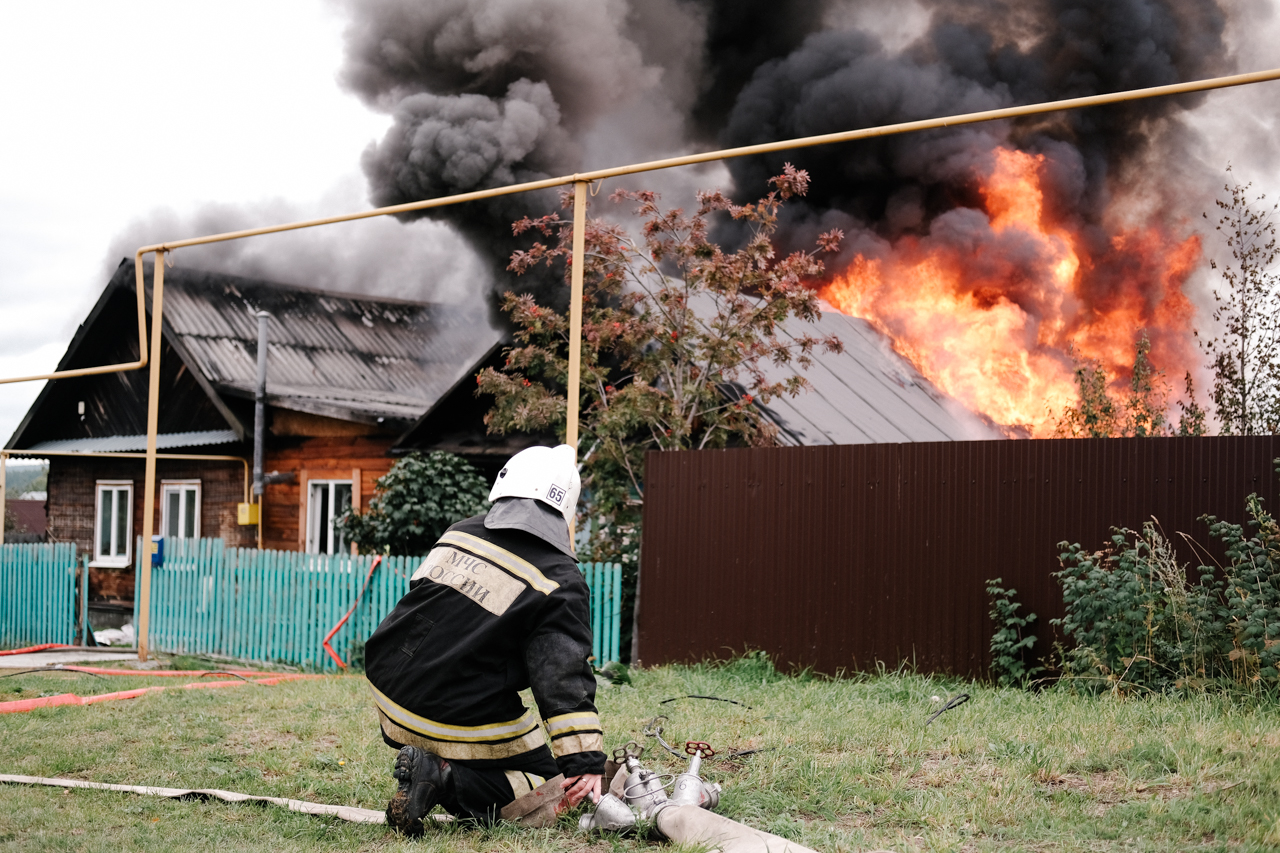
6,265,239,449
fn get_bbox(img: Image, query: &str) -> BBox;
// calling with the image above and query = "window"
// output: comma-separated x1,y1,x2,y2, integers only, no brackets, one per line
93,481,133,567
161,481,201,540
306,480,352,554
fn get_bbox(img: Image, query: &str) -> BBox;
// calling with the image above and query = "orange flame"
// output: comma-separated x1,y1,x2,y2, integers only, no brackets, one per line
820,147,1200,436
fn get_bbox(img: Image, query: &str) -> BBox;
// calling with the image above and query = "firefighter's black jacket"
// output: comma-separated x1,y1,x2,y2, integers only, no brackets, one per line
365,513,604,778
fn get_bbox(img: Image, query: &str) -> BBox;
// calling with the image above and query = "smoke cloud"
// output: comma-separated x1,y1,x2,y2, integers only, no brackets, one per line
338,0,695,309
722,0,1231,227
338,0,1243,299
104,177,490,307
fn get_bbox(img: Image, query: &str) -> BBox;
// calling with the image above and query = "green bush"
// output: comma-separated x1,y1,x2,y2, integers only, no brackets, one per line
335,451,490,556
986,578,1042,688
1053,489,1280,693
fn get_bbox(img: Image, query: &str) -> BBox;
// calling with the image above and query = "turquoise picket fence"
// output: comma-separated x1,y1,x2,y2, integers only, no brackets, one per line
138,538,412,670
581,562,623,665
138,538,623,669
0,542,77,649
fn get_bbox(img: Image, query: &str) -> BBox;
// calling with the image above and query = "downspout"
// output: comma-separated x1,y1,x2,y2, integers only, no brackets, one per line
253,311,270,550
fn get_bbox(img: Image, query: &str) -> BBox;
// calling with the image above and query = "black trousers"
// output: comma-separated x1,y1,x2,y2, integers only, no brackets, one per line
382,730,560,823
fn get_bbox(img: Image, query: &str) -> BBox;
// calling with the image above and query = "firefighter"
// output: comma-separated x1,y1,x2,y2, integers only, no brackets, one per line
364,444,604,833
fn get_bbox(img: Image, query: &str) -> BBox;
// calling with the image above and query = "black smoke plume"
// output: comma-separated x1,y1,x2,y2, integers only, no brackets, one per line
338,0,1240,338
722,0,1230,235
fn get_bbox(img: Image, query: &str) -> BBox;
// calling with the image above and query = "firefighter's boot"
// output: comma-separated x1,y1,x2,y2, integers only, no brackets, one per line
386,746,452,835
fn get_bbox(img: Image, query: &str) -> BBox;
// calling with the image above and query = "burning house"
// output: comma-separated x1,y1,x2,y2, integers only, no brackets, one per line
6,254,1000,619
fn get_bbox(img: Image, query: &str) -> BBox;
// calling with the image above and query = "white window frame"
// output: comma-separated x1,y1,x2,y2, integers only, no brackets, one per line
160,480,201,540
306,479,353,555
92,481,133,568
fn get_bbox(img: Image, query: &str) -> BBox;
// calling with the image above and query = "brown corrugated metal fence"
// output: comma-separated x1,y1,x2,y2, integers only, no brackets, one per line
637,437,1280,678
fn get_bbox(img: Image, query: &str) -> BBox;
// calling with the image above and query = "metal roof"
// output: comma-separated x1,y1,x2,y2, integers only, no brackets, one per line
27,430,242,453
152,264,501,425
753,302,1003,445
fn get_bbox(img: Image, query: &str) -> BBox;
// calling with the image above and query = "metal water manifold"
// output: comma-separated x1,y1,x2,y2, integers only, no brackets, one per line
581,739,726,834
580,742,648,832
668,741,722,810
623,762,671,818
577,793,638,831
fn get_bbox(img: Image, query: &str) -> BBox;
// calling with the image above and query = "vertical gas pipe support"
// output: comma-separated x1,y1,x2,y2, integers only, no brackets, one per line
137,252,166,662
0,450,7,546
252,311,270,549
565,180,588,541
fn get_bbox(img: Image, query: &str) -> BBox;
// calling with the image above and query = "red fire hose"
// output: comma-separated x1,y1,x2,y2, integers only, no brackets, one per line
0,644,74,656
0,673,323,715
322,555,383,669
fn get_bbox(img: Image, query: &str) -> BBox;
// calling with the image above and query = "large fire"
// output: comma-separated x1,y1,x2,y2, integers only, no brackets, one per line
820,147,1200,436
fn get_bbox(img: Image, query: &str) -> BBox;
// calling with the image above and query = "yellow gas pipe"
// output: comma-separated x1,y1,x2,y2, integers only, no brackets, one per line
0,67,1278,661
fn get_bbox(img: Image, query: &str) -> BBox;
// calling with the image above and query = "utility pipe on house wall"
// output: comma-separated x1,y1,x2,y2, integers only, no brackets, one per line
253,311,270,553
252,311,270,499
0,449,252,503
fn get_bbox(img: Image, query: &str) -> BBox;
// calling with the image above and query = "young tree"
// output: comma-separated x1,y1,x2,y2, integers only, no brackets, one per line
1123,335,1170,437
1053,353,1120,438
1176,373,1208,437
477,165,844,563
336,451,490,556
1052,334,1175,438
1199,168,1280,435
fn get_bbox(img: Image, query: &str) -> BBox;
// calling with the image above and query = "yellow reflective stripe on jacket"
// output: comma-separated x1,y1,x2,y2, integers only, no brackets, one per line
438,530,560,595
550,731,604,758
377,709,547,762
370,683,539,743
504,770,547,799
545,711,602,738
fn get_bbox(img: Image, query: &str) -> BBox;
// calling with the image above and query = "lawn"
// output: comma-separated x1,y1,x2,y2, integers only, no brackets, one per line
1,655,1278,852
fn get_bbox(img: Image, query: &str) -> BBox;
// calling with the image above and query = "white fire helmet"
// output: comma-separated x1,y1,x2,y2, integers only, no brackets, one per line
488,444,581,527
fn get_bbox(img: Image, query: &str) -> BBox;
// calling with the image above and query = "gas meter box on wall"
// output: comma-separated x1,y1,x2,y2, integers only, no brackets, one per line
237,502,259,525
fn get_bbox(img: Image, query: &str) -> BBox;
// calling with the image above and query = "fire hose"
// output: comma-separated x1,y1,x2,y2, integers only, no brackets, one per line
322,555,382,669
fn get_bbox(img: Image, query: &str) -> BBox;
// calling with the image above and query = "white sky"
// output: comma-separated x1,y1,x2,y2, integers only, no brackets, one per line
0,1,394,443
1,2,1279,445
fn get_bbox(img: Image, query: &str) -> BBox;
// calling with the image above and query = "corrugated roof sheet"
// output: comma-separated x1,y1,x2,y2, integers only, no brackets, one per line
27,430,241,453
152,265,501,424
752,302,1003,444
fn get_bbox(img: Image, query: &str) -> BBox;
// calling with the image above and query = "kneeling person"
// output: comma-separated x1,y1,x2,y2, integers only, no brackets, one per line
364,445,604,832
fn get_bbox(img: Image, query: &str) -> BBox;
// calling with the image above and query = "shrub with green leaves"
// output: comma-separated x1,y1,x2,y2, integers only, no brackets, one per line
1054,487,1280,692
986,578,1041,688
335,451,490,556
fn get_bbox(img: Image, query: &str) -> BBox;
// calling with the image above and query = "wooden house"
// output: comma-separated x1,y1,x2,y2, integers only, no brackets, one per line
5,259,513,612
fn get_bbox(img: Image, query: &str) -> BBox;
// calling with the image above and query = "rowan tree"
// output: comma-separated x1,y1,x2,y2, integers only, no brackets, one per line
1199,168,1280,435
477,165,844,564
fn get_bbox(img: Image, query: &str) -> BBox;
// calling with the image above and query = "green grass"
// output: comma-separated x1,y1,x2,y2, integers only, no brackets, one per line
2,656,1279,851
